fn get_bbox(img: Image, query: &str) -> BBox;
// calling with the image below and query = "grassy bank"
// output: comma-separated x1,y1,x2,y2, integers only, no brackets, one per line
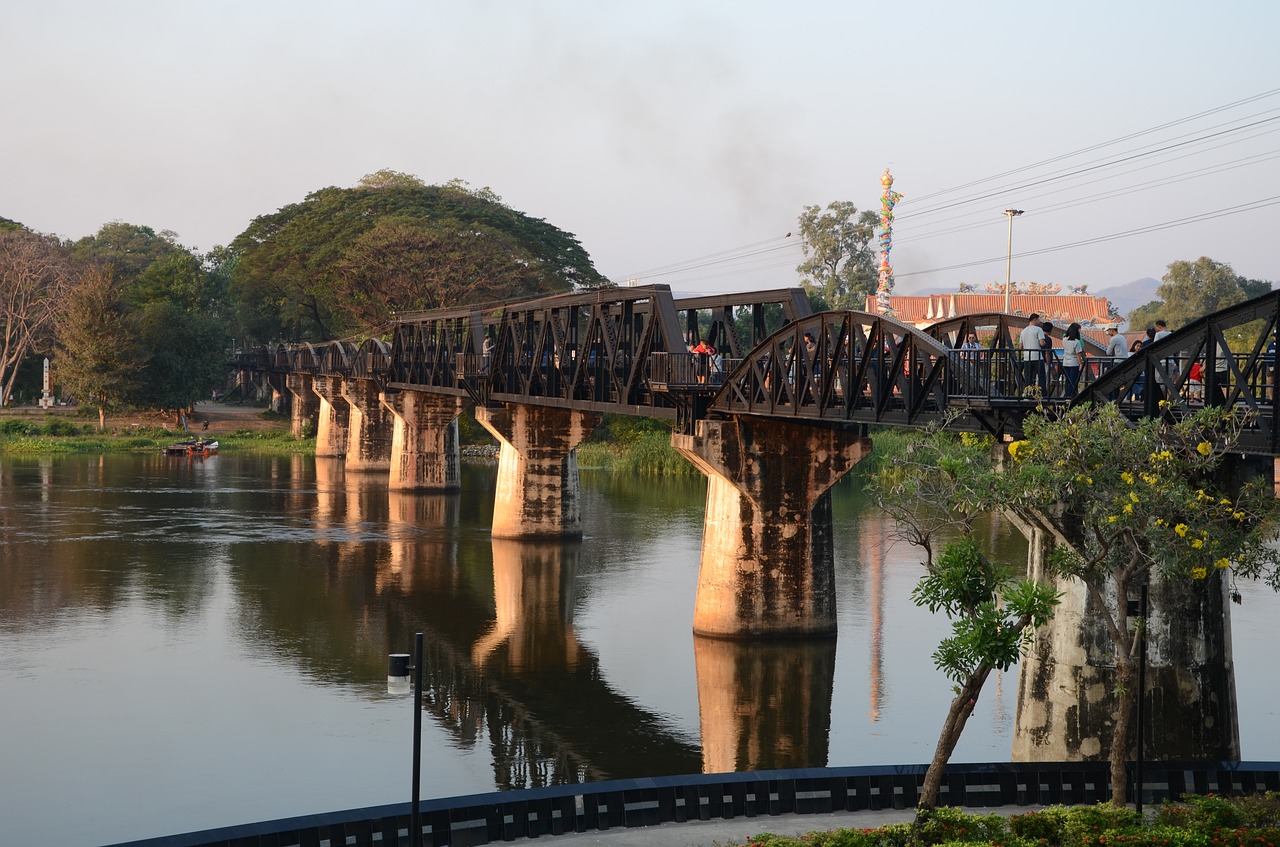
740,795,1280,847
0,418,313,455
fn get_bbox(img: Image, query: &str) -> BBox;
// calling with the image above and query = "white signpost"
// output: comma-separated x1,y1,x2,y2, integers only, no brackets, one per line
39,357,54,408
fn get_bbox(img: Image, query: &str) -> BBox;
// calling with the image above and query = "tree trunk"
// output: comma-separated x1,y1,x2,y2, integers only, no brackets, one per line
918,666,992,813
98,406,106,432
1109,659,1136,805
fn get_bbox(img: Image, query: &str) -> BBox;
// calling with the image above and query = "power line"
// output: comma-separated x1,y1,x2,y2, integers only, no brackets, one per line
893,196,1280,278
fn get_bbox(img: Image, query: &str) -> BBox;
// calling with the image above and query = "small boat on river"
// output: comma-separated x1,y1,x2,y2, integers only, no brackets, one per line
164,438,219,457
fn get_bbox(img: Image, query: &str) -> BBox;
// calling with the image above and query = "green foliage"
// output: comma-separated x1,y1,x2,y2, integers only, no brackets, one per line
1007,404,1280,587
736,801,1277,847
1009,805,1142,846
914,807,1011,843
1125,257,1271,334
913,538,1059,684
1156,793,1280,830
796,201,879,310
228,179,606,341
576,431,696,475
592,414,670,444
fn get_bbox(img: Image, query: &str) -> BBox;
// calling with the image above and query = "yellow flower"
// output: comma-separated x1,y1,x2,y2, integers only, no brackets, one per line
1214,558,1230,570
1191,538,1204,549
1121,471,1135,485
1220,498,1232,506
1129,492,1140,503
1122,503,1134,514
1191,566,1208,580
1197,442,1213,456
1107,515,1118,524
1233,511,1245,521
1175,523,1189,537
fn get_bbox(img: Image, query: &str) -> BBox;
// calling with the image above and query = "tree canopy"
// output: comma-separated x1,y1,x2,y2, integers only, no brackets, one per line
0,230,72,405
229,176,607,342
795,201,878,310
1126,256,1272,333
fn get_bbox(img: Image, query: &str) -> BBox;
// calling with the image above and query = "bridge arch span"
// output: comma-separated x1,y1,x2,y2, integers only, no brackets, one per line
710,310,956,428
1078,290,1280,454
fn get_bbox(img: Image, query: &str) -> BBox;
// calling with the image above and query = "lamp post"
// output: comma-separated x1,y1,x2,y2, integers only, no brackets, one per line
1003,209,1024,314
388,633,425,847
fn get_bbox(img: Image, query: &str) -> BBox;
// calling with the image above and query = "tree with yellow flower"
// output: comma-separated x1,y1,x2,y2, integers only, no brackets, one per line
1000,403,1280,806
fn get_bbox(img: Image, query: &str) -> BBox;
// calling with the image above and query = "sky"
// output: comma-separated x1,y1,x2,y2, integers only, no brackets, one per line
3,1,1278,300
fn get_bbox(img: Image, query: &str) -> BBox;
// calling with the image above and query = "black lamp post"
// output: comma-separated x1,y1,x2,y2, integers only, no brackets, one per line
388,633,425,847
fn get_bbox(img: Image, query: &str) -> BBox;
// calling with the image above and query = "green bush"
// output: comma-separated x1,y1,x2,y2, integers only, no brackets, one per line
1156,794,1280,831
0,419,31,435
1009,805,1142,847
1077,825,1209,847
915,807,1010,844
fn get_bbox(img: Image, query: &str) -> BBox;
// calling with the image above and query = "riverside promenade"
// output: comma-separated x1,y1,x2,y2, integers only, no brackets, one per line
101,762,1280,847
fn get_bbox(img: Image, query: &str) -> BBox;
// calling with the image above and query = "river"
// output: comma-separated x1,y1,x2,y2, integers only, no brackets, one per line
1,452,1277,847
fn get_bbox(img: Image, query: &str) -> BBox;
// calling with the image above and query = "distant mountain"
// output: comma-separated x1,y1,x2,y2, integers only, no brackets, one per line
1094,277,1160,317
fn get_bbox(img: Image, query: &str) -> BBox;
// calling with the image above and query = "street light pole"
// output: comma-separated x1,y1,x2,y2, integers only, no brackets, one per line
389,633,426,847
1003,209,1024,314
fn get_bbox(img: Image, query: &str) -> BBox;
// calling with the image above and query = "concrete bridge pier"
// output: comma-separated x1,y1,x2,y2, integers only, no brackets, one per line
283,373,318,439
311,375,350,458
340,377,393,472
380,390,465,491
673,418,872,638
1011,517,1240,763
475,404,601,539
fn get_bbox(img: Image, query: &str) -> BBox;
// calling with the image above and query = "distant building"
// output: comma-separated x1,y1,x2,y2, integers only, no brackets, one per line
866,282,1121,329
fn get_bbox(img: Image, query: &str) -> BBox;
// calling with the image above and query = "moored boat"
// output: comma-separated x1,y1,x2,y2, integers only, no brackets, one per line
165,438,219,457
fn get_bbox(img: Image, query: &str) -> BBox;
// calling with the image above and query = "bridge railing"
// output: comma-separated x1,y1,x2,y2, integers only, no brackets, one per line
649,352,735,390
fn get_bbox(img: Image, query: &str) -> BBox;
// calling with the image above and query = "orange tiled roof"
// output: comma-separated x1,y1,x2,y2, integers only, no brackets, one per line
867,293,1118,326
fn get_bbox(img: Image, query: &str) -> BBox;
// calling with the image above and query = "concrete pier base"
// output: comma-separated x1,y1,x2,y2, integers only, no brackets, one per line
381,390,465,491
1012,522,1240,762
340,378,393,472
673,418,872,638
476,404,601,540
284,373,318,438
311,375,350,458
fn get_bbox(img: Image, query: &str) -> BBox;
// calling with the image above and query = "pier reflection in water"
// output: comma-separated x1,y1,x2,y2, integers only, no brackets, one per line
1,453,1278,847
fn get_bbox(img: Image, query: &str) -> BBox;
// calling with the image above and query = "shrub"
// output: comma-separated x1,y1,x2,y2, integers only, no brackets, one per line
1157,794,1280,831
915,807,1010,844
1010,805,1142,847
0,419,31,435
1076,825,1209,847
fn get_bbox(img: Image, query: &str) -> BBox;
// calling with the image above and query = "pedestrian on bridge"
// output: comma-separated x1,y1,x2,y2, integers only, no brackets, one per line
1061,323,1086,396
1019,313,1048,396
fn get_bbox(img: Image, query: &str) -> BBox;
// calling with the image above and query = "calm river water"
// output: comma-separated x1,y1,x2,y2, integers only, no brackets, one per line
1,452,1278,847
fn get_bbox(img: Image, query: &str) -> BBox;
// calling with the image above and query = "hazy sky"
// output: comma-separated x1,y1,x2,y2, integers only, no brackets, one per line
3,1,1278,298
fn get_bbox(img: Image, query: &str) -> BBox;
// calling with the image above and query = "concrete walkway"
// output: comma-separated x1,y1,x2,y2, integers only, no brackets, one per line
544,809,919,847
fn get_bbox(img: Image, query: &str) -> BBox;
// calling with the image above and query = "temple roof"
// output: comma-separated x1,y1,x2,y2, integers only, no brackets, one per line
866,292,1119,326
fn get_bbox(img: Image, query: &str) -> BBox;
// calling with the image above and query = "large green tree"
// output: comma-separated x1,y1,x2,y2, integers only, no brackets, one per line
795,201,878,310
228,175,607,342
71,223,230,414
1126,257,1271,332
54,265,145,430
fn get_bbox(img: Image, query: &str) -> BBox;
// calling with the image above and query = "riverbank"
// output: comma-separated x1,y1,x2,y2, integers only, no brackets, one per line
0,401,310,454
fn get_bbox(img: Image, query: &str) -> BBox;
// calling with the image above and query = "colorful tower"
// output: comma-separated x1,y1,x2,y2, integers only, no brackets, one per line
875,169,903,315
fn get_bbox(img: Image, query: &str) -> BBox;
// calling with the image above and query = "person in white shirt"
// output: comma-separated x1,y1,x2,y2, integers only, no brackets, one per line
1154,320,1171,341
1019,313,1047,395
1104,325,1128,360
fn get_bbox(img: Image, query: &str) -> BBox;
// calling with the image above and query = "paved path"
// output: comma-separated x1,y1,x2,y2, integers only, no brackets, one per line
545,809,917,847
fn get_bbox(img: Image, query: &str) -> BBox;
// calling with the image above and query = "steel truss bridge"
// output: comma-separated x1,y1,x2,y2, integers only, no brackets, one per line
233,285,1280,457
